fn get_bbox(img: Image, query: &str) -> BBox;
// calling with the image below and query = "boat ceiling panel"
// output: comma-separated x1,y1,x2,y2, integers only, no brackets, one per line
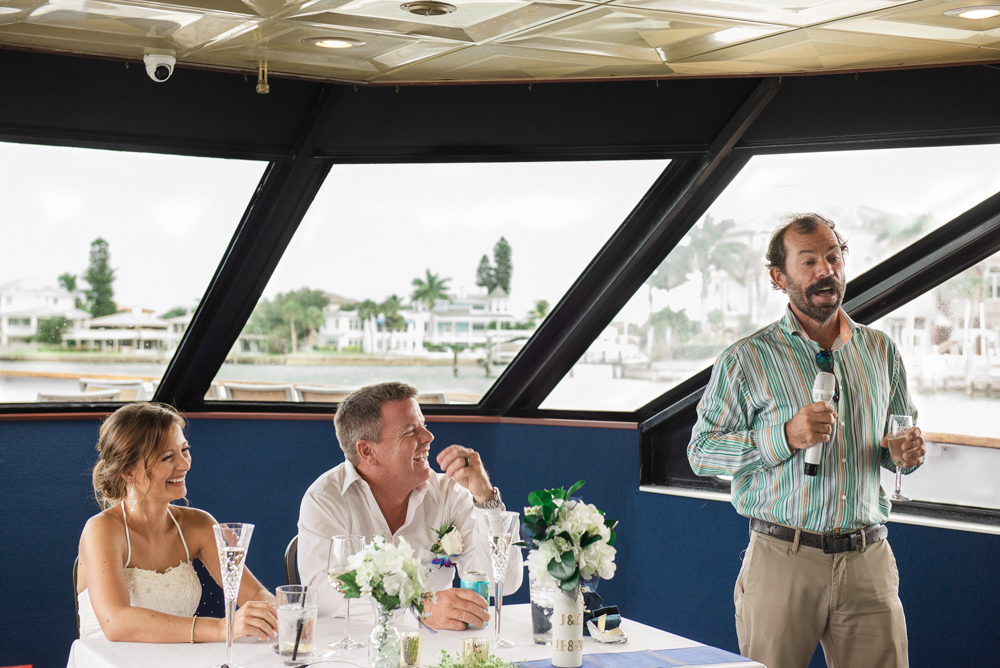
1,0,999,83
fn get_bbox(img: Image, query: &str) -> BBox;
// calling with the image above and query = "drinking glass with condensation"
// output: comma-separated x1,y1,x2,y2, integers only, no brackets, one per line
277,585,319,666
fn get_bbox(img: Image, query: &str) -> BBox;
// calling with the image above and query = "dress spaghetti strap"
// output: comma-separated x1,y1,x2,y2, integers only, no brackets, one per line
121,503,132,568
167,507,191,562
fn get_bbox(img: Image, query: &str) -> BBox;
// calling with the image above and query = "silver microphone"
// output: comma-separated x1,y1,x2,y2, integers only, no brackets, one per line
804,371,836,476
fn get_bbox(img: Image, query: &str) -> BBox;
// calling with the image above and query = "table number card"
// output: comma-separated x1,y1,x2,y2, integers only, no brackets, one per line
552,589,584,668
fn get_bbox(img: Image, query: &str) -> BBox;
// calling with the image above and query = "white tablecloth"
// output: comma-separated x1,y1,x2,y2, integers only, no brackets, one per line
67,604,762,668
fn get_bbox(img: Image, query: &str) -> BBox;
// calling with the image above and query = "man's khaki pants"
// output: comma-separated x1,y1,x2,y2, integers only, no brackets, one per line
734,530,908,668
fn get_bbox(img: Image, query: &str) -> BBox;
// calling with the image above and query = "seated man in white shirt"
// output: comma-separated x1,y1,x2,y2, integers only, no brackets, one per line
298,381,523,630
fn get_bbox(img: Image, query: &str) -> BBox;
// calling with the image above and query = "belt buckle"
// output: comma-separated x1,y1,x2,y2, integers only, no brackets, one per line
821,533,852,554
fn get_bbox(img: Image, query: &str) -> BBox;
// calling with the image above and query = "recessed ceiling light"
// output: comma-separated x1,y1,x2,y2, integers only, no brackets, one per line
303,37,367,49
944,6,1000,19
401,1,456,16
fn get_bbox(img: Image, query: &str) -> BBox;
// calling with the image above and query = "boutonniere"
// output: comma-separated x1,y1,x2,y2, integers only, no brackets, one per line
430,520,465,568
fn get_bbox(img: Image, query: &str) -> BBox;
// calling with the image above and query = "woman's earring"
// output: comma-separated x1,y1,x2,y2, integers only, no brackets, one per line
127,478,137,512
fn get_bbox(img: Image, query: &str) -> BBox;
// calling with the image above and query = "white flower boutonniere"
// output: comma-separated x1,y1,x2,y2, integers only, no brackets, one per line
430,520,464,568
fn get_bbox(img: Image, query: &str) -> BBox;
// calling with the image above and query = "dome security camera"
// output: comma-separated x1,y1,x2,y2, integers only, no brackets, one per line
143,53,176,83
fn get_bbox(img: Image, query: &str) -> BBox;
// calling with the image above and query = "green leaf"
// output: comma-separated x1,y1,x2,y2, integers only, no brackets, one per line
559,568,581,592
607,528,616,548
566,480,586,497
377,593,400,611
528,490,553,507
580,532,601,549
337,570,362,599
547,550,577,581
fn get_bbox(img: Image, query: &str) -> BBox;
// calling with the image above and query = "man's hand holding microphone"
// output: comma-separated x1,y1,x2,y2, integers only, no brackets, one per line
785,372,837,476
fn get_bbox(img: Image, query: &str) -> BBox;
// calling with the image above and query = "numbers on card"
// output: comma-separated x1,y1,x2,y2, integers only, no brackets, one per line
555,639,583,652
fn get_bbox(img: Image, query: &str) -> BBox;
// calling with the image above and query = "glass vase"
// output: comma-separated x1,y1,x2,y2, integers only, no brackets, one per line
368,600,401,668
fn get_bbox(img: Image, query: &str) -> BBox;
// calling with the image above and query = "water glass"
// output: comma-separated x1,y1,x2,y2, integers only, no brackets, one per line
529,580,555,645
277,585,319,666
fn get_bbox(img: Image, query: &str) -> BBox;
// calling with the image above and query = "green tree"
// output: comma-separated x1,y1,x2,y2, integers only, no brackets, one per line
529,300,550,326
162,306,189,319
31,316,71,345
493,237,512,294
58,273,77,292
412,270,452,342
83,237,117,317
475,255,496,292
685,216,745,330
242,288,329,354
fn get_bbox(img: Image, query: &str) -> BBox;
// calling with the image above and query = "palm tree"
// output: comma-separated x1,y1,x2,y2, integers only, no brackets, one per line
380,295,407,353
281,300,305,354
356,299,380,353
411,270,452,344
686,216,745,331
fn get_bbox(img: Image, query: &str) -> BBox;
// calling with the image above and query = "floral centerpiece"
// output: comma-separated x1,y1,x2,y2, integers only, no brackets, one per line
336,536,430,668
523,481,617,668
429,520,465,568
522,480,617,592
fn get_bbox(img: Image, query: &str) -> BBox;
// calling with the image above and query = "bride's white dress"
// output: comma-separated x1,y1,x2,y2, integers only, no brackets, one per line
78,504,202,639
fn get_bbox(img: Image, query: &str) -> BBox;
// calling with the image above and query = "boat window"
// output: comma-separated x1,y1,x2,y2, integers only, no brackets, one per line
540,144,1000,412
0,142,266,404
868,257,1000,511
205,160,669,404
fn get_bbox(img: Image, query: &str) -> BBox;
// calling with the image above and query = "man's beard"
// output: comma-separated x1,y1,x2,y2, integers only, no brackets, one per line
786,275,845,325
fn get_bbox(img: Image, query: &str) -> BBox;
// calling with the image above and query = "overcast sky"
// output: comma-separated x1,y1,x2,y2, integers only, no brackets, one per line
3,142,1000,318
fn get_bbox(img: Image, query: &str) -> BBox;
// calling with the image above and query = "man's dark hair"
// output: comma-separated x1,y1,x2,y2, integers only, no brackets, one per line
766,213,849,290
334,381,419,465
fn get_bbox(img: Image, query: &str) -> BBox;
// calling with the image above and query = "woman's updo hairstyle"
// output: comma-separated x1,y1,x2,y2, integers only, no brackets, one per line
91,402,186,509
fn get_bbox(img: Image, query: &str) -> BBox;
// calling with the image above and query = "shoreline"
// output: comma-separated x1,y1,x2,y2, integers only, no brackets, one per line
0,353,486,367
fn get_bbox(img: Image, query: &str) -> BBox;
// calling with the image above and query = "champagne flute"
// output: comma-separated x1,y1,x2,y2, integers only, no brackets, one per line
486,511,519,649
213,523,254,668
328,535,366,650
887,414,913,501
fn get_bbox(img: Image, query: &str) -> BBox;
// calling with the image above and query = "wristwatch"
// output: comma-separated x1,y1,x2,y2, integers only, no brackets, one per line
474,486,503,510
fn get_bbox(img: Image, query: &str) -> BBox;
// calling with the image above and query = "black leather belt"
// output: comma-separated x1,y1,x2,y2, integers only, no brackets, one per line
750,518,887,554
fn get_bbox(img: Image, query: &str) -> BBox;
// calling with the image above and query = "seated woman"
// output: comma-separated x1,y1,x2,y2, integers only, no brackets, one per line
77,402,277,642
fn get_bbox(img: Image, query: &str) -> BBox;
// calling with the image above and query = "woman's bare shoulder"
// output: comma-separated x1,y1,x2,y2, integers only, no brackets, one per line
80,507,127,551
170,505,218,532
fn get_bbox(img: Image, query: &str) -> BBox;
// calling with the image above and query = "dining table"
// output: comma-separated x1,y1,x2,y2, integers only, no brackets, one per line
66,603,763,668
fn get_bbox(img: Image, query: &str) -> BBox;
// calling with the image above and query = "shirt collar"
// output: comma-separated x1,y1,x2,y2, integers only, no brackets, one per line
780,305,856,348
340,460,365,495
341,459,435,501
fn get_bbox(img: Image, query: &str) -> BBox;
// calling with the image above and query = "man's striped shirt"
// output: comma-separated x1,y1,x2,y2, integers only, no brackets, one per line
688,306,917,533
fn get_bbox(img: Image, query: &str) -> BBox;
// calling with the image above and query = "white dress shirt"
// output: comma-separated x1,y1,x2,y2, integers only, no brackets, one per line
297,461,524,618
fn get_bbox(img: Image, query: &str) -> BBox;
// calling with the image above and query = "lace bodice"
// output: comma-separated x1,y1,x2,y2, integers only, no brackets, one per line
78,505,202,639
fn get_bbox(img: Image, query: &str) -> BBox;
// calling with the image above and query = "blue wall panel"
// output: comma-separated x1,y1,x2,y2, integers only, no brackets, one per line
1,416,997,668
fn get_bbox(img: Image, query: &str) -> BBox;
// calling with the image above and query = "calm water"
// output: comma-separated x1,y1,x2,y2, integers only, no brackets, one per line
0,360,506,404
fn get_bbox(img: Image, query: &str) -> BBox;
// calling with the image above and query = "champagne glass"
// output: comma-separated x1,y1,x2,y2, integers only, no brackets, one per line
328,535,366,650
213,523,254,668
486,511,519,649
887,414,913,501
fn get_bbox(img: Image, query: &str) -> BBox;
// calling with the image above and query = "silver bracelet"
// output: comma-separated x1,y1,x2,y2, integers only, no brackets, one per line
190,615,197,644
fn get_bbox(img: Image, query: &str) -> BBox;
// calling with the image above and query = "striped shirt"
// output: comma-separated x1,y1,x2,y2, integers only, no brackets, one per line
688,306,917,533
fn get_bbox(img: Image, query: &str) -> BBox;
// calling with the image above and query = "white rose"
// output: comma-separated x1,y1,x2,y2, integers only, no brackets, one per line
440,528,465,556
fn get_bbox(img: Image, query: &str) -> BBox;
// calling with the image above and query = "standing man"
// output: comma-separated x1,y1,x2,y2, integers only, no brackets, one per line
688,213,926,668
298,381,522,629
